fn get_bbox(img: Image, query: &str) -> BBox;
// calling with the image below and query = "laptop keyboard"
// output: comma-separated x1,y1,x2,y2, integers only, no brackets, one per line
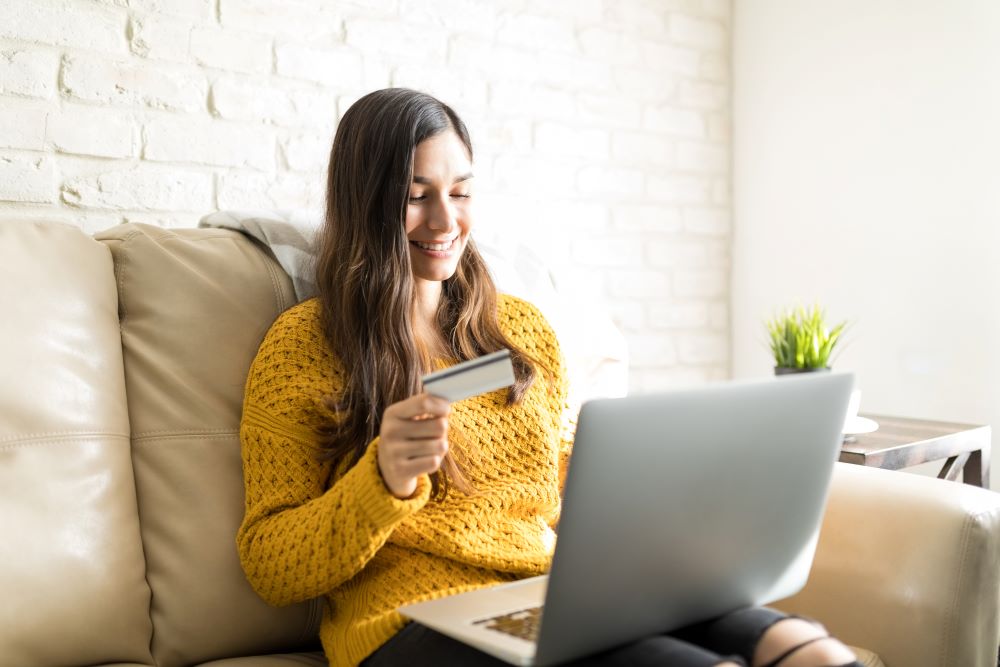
473,606,542,642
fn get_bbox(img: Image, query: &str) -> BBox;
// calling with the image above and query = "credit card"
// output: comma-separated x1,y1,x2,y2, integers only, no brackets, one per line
421,349,516,403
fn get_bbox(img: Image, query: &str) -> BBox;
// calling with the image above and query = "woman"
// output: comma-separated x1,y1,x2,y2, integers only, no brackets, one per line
237,88,862,667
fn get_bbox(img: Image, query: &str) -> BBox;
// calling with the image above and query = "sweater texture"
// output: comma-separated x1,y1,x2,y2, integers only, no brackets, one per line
237,294,573,667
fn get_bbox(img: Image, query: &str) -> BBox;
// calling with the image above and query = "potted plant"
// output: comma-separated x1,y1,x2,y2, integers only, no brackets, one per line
765,304,847,375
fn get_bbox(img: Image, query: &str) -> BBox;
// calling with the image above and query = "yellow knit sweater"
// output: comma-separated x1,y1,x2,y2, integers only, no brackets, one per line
237,294,574,667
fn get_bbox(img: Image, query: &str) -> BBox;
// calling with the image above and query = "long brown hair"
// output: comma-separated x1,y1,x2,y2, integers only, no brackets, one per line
315,88,538,497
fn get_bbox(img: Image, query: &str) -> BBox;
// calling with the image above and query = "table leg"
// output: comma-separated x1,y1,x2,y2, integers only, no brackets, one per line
965,448,990,488
939,453,970,483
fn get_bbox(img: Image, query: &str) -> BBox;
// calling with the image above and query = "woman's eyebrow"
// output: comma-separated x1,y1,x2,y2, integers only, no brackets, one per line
412,172,475,185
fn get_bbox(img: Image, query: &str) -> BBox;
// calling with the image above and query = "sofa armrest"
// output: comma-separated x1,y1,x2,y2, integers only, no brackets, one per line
775,463,1000,667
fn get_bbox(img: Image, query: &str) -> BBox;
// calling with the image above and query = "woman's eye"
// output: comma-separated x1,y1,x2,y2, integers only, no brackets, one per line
408,195,426,202
451,193,471,199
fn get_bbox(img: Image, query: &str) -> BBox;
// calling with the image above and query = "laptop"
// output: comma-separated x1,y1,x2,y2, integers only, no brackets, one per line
399,372,854,666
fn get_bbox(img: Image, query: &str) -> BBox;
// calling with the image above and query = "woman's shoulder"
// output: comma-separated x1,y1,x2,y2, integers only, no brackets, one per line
496,293,559,348
257,298,326,355
497,293,546,324
249,298,332,385
245,298,337,421
266,297,322,335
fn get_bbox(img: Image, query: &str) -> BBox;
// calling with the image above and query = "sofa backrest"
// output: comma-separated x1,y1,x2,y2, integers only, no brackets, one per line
95,223,321,666
1,222,154,666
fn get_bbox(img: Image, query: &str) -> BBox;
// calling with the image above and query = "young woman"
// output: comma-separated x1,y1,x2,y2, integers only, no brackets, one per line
237,88,862,667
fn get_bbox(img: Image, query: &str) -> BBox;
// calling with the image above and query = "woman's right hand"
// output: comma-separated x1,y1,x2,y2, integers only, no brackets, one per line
377,392,451,499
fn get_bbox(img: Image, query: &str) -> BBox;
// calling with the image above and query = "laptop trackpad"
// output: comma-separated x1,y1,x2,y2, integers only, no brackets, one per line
491,575,547,606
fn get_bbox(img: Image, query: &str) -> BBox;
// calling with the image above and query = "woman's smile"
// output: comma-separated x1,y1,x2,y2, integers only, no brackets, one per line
411,237,458,253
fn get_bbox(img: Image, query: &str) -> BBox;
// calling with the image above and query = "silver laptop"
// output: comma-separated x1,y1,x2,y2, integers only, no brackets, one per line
399,372,854,666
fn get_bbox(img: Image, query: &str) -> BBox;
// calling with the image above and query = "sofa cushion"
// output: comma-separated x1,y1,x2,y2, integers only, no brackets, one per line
96,224,320,667
0,221,153,666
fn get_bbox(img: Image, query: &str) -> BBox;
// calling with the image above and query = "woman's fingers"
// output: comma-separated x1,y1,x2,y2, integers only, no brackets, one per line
377,393,453,498
389,437,449,461
385,392,451,421
383,414,447,440
378,442,447,498
393,451,447,478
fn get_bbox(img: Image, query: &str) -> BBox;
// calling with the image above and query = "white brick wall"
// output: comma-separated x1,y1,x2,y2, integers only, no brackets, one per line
0,0,732,392
0,50,59,99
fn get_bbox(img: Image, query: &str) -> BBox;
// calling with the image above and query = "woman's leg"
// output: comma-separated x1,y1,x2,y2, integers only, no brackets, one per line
363,622,743,667
363,611,862,667
673,607,861,667
361,623,509,667
570,633,743,667
752,617,858,667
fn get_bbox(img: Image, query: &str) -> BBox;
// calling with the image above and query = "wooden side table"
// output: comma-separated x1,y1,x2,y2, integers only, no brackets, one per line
839,414,991,488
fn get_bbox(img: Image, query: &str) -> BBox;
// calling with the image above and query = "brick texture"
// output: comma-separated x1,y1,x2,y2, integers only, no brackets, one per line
0,0,732,391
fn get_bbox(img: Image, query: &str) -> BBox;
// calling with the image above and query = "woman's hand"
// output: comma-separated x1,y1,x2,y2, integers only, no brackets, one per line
377,393,451,499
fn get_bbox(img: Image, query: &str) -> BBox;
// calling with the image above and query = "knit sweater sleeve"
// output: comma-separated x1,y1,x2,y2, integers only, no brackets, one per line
236,301,431,607
498,295,577,495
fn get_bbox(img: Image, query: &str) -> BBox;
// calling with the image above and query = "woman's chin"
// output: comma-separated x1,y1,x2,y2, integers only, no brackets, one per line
413,269,459,283
410,257,462,283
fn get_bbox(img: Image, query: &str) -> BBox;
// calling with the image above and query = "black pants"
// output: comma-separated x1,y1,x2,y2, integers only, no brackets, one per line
362,606,785,666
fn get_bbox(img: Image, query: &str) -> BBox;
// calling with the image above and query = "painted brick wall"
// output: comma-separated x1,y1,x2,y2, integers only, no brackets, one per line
0,0,731,392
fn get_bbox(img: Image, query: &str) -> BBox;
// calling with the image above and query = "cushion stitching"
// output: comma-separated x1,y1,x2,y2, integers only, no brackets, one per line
116,236,129,327
941,510,974,666
254,235,291,312
0,433,130,452
134,427,238,436
0,429,129,442
133,433,238,444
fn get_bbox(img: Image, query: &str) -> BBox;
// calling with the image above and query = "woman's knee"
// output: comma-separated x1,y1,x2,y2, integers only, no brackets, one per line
774,636,856,667
753,617,856,667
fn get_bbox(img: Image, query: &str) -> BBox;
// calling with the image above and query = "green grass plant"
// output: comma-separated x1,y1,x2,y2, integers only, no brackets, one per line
765,305,847,370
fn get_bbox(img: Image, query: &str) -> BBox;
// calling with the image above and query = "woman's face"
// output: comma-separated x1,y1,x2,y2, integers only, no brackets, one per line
405,130,474,284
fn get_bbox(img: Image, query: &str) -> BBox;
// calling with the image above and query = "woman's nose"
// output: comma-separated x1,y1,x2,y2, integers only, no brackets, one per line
426,197,457,232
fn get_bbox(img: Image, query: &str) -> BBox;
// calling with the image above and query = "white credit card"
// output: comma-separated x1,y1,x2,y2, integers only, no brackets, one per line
422,349,516,403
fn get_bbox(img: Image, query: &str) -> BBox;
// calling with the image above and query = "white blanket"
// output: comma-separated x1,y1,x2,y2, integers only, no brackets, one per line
200,209,320,301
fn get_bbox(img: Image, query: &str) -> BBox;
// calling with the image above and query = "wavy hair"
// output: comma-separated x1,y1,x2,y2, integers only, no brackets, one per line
315,88,539,498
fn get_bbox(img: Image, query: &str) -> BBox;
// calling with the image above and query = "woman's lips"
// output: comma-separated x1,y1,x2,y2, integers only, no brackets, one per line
412,238,457,251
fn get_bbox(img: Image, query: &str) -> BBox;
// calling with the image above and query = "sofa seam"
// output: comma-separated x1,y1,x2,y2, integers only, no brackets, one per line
134,427,237,436
94,229,158,667
0,432,130,451
939,505,1000,666
258,238,289,313
133,431,238,444
117,228,144,241
114,230,142,326
160,228,237,241
940,513,969,666
0,429,129,442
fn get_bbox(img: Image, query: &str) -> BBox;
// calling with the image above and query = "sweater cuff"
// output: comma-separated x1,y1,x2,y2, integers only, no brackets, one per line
350,437,431,527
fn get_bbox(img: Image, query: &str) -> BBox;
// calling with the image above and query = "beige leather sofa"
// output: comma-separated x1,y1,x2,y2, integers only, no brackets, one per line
3,220,999,667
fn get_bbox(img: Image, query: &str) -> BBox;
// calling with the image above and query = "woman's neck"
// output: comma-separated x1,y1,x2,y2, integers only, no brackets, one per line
412,280,448,361
412,279,441,329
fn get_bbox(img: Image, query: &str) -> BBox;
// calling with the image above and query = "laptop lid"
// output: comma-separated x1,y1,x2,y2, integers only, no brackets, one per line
533,372,854,666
